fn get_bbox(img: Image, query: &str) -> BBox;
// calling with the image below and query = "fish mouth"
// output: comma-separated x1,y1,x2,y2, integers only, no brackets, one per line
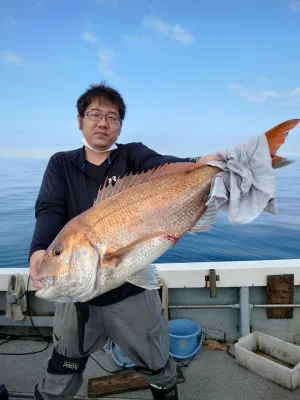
33,276,54,293
33,279,45,290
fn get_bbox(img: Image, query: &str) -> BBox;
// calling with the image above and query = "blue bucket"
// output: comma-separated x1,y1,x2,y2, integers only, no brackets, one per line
109,340,136,369
168,319,203,359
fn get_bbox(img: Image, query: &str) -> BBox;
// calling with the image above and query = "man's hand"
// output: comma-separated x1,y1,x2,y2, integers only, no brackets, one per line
196,154,223,166
29,250,46,282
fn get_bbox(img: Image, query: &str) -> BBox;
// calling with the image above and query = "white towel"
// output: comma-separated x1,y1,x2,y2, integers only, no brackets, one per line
206,133,278,224
6,274,27,321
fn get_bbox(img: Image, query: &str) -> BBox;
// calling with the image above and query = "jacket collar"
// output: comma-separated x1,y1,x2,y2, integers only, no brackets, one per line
71,147,86,170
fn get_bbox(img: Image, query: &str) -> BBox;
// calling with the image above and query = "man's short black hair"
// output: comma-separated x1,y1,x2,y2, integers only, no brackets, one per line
76,81,126,120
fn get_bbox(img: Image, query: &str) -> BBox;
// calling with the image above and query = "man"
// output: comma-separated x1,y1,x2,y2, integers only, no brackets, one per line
29,82,219,400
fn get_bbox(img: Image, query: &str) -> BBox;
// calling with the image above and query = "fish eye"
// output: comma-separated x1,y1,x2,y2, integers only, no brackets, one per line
53,247,63,256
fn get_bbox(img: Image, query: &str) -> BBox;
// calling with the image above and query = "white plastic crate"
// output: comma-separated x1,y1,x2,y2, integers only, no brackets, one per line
235,331,300,391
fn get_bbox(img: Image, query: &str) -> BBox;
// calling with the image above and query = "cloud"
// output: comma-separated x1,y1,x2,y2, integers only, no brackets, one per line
142,16,194,45
290,87,300,96
0,51,24,66
244,91,279,102
143,16,169,35
290,0,300,11
257,75,271,82
81,32,98,43
85,20,100,30
122,34,150,46
228,83,244,90
98,47,115,78
80,29,116,79
281,86,300,106
229,83,279,103
171,25,194,45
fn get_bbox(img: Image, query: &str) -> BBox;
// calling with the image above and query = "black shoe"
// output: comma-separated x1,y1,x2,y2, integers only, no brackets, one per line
34,384,44,400
150,384,179,399
0,384,8,400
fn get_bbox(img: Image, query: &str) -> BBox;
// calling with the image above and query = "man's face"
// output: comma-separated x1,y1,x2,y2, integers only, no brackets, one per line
78,100,121,150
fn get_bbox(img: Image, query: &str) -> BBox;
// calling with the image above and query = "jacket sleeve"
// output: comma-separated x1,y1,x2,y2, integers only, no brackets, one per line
28,154,68,259
128,142,201,172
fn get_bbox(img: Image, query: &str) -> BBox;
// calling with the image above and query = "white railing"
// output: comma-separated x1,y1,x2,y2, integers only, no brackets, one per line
0,259,299,290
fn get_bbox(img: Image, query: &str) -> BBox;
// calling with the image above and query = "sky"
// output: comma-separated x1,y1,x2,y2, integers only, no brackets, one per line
1,0,300,159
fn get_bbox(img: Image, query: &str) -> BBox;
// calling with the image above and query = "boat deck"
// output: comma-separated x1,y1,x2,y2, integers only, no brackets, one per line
1,338,300,400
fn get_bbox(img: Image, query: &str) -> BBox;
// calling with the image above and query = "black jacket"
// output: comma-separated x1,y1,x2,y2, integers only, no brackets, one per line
29,142,199,306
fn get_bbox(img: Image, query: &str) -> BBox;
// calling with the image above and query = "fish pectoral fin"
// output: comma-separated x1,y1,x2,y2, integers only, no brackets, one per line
105,231,180,262
98,245,119,268
188,204,218,233
126,264,160,290
99,256,119,268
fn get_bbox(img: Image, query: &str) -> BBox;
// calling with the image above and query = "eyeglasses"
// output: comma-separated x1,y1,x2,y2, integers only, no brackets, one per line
84,111,121,125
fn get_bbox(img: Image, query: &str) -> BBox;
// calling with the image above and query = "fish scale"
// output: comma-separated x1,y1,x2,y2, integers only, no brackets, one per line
87,165,218,248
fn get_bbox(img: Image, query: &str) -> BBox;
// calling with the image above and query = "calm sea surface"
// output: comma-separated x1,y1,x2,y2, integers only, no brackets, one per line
0,157,299,269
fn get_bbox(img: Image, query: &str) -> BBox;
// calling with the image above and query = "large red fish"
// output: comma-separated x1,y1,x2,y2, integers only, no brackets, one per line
34,119,300,302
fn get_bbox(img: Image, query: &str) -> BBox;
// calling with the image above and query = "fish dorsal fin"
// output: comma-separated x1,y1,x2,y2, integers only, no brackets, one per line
95,162,197,203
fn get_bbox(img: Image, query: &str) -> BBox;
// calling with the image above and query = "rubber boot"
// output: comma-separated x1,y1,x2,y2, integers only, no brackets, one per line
150,384,179,399
0,383,8,400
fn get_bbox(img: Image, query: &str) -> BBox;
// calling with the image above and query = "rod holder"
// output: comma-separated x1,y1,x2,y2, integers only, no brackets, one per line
205,269,219,298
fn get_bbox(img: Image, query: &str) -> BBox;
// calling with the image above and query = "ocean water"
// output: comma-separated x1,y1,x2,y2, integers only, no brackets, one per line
0,157,299,269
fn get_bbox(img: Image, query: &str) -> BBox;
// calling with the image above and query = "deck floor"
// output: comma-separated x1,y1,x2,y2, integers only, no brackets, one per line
1,338,300,400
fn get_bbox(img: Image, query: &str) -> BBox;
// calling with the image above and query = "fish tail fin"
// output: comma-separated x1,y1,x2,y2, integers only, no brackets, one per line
271,156,295,169
265,119,300,169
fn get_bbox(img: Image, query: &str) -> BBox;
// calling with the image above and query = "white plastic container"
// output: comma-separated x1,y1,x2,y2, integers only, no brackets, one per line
235,331,300,391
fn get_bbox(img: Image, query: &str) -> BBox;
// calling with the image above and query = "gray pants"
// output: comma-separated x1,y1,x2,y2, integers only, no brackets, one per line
36,289,176,400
